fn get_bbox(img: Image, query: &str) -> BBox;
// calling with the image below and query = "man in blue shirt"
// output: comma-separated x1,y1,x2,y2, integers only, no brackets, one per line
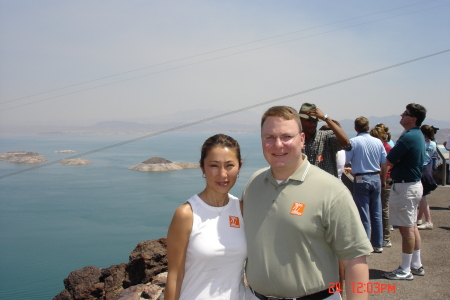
346,117,386,253
383,103,426,281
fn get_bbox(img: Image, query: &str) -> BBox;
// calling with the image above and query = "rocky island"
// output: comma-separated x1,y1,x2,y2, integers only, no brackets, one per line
0,151,47,163
55,150,76,153
129,157,199,172
60,159,92,165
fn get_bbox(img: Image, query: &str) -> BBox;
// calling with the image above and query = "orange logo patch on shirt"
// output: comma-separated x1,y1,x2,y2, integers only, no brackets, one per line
229,216,240,228
290,202,306,216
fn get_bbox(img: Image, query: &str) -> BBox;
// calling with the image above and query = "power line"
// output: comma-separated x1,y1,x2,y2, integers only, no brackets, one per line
1,48,448,180
0,0,445,108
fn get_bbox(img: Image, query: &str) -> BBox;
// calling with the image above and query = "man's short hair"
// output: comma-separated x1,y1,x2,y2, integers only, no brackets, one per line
354,116,370,133
406,103,427,127
261,106,302,132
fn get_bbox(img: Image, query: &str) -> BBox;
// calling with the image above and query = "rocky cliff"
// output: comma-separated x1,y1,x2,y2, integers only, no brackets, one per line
129,157,199,172
53,239,168,300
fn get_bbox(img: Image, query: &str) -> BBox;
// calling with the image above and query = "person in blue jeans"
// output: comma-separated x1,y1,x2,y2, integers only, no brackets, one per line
346,117,387,253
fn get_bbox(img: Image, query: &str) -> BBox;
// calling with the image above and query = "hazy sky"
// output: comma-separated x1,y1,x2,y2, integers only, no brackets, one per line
0,0,449,128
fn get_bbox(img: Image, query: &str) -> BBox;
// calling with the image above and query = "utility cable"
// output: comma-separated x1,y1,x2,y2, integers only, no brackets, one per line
0,0,447,109
0,48,448,180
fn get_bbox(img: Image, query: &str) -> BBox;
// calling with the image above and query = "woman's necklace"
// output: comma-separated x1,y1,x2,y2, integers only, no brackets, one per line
213,197,229,216
198,193,229,216
215,205,226,216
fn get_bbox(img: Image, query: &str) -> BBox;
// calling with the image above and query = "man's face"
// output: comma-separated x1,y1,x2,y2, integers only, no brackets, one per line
300,117,318,137
400,108,416,129
261,117,305,178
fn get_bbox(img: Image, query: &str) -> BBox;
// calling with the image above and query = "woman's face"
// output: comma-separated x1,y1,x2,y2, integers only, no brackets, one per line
201,146,241,195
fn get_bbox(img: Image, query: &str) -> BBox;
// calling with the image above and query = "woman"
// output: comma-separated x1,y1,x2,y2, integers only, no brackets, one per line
375,123,395,147
417,125,438,230
164,134,248,300
370,124,393,247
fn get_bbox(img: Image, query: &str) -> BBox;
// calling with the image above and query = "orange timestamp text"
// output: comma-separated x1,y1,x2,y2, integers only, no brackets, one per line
328,282,397,293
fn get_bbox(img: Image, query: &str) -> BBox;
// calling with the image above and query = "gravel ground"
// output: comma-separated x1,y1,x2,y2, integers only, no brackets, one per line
342,185,450,300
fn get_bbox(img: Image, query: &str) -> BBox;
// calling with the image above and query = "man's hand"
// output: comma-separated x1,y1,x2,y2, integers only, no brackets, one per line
306,108,326,120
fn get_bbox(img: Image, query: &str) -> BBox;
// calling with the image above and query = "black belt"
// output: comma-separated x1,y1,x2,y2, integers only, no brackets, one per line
250,286,333,300
354,172,379,176
392,180,419,183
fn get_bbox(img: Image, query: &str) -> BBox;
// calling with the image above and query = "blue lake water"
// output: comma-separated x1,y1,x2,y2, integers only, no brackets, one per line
0,132,267,300
1,132,447,299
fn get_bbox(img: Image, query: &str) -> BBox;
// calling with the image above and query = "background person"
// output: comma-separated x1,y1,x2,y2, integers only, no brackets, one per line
383,104,427,281
299,102,351,177
417,125,438,230
346,117,386,253
165,134,249,300
370,124,393,247
320,120,346,180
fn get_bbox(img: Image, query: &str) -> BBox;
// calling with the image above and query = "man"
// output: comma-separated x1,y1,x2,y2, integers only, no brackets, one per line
345,117,387,253
243,106,372,300
444,134,450,151
444,135,450,191
299,102,351,177
383,103,427,281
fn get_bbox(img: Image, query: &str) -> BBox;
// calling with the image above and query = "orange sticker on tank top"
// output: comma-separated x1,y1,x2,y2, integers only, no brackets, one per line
229,216,240,228
317,155,324,162
290,202,306,216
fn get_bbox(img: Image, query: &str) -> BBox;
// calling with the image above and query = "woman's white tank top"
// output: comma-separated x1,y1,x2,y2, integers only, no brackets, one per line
179,194,247,300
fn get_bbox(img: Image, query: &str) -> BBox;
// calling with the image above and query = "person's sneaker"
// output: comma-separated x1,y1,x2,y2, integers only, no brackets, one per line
382,240,392,247
411,265,425,276
384,266,414,280
417,219,423,225
373,247,383,253
390,225,394,231
417,222,433,230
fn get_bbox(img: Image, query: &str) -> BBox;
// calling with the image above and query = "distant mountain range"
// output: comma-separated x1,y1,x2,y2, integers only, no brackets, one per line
3,109,450,142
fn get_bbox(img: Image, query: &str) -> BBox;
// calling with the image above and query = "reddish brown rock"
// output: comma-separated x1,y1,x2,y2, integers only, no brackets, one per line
64,266,105,299
125,239,168,287
104,264,128,300
53,238,168,300
117,273,167,300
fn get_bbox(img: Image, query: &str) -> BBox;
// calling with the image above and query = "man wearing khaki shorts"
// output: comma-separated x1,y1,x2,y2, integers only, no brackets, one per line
383,103,426,281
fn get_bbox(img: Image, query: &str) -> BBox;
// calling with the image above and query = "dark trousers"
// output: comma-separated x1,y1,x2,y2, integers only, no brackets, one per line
381,178,392,241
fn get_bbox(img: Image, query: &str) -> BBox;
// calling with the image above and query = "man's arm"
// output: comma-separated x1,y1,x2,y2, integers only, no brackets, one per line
380,162,387,188
444,141,450,151
342,255,369,300
307,108,350,146
325,118,350,147
386,158,394,167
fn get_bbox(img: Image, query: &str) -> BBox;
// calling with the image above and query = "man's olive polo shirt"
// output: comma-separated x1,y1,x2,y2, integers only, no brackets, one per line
242,156,372,298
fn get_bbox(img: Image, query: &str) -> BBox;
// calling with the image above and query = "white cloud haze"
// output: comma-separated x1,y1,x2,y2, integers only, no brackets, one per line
0,0,449,129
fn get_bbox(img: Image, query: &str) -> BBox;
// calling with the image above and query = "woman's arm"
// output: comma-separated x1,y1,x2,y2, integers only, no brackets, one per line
164,203,193,300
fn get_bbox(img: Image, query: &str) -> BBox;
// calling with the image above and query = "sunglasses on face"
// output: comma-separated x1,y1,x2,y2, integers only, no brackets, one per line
403,110,414,117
